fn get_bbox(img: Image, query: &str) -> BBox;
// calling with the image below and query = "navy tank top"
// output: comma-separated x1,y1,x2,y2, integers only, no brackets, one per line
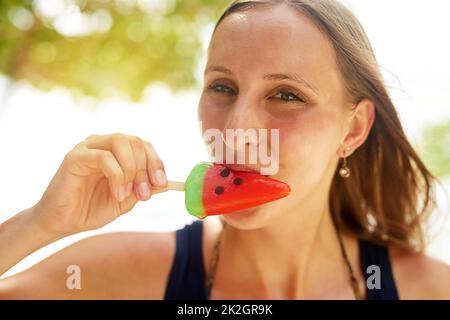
164,221,399,300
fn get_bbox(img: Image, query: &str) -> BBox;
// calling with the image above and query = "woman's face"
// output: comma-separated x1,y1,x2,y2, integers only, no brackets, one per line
198,5,354,229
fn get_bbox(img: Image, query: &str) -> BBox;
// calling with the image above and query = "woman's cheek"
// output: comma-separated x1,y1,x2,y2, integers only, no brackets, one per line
277,108,341,182
284,106,340,151
198,98,226,131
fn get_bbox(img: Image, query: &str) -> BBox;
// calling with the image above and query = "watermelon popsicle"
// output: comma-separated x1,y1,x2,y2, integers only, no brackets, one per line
156,162,291,219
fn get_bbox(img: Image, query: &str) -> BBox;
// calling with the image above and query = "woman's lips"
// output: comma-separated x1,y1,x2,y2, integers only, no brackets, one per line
223,164,264,175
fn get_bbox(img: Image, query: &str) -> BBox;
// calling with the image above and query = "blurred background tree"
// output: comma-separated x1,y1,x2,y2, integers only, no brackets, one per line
0,0,229,101
421,121,450,178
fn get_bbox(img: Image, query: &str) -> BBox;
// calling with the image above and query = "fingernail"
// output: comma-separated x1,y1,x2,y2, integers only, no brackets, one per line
138,182,151,200
126,182,133,197
154,169,167,187
117,186,126,202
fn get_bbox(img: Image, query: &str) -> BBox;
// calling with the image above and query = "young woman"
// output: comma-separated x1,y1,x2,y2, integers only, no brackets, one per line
0,0,449,299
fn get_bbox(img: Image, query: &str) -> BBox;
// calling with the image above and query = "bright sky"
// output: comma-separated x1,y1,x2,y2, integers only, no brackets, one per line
345,0,450,139
0,0,449,277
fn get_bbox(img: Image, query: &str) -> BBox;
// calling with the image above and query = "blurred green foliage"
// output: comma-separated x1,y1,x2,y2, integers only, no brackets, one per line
421,121,450,178
0,0,230,100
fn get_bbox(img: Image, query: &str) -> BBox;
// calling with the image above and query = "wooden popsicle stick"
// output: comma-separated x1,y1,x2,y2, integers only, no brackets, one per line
152,180,185,195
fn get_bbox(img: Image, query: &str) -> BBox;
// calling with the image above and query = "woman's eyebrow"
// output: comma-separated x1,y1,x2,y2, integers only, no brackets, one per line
264,73,319,95
204,65,233,75
204,65,319,95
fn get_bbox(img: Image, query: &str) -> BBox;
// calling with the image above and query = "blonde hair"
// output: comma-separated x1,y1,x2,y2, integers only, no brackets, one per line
214,0,437,252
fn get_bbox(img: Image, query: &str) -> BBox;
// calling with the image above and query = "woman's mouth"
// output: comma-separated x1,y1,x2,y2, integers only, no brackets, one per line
223,164,268,176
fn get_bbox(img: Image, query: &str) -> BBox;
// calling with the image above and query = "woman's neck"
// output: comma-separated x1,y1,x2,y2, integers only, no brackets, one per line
218,200,358,299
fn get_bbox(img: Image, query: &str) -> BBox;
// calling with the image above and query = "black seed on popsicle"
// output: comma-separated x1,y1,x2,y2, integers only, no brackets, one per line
233,177,243,186
215,186,225,195
220,169,230,177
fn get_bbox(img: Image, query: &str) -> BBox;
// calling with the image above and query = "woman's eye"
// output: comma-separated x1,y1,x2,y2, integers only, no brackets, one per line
207,84,236,95
272,91,307,103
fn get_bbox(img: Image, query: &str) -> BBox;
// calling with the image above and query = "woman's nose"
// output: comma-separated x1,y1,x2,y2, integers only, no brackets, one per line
222,95,261,154
223,95,261,132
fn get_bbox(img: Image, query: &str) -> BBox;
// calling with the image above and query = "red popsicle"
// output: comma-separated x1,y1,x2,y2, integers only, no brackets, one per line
183,162,291,219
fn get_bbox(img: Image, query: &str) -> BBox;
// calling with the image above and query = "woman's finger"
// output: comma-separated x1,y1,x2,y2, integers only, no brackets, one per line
66,148,126,202
82,134,137,199
143,141,167,189
129,136,152,201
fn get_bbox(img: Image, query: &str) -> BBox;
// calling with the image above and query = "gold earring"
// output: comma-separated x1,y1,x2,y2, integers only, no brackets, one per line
339,149,350,178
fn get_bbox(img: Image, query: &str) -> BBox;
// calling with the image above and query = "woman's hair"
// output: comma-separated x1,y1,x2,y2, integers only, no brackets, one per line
214,0,437,252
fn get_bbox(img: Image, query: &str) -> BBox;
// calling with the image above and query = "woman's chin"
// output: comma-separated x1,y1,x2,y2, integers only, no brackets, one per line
221,207,267,230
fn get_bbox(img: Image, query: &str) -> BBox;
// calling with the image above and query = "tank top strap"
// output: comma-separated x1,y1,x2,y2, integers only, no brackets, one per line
164,220,207,300
359,239,400,300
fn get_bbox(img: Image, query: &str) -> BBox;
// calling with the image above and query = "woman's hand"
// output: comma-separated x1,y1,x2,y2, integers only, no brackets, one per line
31,133,168,238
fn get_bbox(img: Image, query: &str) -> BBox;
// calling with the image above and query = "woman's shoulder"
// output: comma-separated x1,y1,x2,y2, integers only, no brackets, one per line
389,246,450,299
0,230,177,299
72,230,178,299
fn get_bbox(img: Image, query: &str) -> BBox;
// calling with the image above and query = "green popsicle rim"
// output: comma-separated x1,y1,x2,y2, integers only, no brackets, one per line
185,162,210,219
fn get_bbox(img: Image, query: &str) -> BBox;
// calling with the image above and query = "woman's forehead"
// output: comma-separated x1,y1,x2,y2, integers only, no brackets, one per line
212,7,332,56
207,5,340,94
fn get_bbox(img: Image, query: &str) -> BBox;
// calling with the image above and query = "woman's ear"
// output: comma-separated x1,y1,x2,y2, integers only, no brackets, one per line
340,98,375,157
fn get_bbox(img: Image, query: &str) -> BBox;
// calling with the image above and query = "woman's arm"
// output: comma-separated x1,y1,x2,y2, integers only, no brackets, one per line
0,207,61,277
0,133,172,298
